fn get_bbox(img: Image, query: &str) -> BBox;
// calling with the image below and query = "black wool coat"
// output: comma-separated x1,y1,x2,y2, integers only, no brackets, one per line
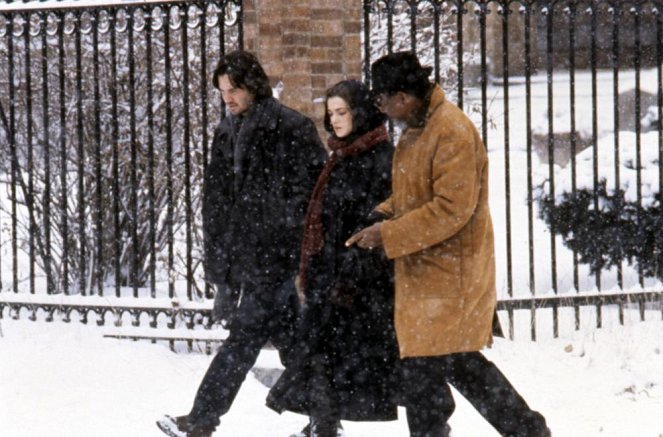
202,97,325,301
267,135,400,422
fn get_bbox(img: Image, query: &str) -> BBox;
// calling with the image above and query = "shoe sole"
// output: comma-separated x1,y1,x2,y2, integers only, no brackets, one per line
156,415,187,437
288,427,346,437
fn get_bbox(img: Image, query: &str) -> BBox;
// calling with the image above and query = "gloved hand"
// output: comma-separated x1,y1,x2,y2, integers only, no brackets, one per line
330,280,357,309
212,283,240,328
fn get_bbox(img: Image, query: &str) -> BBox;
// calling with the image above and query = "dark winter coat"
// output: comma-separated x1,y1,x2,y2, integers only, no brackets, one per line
202,97,325,320
266,132,400,422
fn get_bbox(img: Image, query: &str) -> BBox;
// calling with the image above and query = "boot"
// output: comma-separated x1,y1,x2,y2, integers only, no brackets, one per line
310,417,339,437
507,411,551,437
290,418,345,437
508,426,551,437
156,414,215,437
289,422,311,437
410,423,452,437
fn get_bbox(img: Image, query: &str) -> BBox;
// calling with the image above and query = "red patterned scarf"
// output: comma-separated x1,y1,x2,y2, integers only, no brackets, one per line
297,124,390,290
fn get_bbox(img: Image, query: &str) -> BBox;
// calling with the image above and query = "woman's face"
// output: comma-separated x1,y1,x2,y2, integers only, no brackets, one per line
326,96,353,139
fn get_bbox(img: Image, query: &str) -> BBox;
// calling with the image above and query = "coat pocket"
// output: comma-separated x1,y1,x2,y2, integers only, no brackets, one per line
396,239,462,300
395,294,463,357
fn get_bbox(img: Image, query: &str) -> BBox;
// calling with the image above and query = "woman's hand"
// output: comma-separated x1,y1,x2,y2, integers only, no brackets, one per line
330,280,356,309
346,222,383,249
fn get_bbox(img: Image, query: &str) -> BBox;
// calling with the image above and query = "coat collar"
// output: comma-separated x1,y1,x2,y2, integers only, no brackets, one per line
230,96,280,133
425,85,446,121
399,85,446,143
404,85,445,129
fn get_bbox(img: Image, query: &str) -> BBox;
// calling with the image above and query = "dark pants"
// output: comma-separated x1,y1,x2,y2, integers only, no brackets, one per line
401,352,549,437
187,283,297,430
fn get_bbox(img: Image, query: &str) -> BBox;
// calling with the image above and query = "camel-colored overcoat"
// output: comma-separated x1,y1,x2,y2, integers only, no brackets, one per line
377,85,496,358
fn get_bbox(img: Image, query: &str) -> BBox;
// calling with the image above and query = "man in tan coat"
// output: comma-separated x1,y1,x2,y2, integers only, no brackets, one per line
347,52,550,437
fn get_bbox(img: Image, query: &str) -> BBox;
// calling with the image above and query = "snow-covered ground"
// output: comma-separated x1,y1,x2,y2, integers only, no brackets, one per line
1,310,662,437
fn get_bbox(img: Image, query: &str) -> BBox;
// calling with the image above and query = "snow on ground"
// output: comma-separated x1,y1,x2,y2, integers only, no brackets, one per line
1,310,662,437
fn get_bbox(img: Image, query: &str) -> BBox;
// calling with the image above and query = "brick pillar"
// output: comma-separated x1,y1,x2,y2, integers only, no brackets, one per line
243,0,363,131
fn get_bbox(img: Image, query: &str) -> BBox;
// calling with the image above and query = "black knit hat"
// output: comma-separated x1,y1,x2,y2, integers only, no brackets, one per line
371,51,433,98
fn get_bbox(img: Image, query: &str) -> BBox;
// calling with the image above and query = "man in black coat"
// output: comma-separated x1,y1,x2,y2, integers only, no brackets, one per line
157,50,325,437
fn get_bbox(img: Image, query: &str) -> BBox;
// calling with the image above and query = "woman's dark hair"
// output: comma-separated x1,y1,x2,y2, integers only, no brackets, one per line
212,50,272,100
323,80,387,138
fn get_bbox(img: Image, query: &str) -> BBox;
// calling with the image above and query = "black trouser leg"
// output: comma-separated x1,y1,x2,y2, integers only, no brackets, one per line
187,323,271,429
186,277,298,430
401,356,454,437
307,352,340,437
446,352,549,437
308,353,338,419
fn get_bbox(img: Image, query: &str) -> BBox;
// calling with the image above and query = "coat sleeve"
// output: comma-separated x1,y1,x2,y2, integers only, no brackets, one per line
337,145,393,289
202,123,234,284
373,149,395,218
374,196,395,218
279,116,326,264
380,134,483,259
284,117,325,224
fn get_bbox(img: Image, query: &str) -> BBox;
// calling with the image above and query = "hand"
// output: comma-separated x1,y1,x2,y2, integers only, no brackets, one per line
330,281,355,309
346,222,383,250
212,284,239,327
294,274,305,306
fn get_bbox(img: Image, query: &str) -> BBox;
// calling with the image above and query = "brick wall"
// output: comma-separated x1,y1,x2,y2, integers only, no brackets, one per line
243,0,363,131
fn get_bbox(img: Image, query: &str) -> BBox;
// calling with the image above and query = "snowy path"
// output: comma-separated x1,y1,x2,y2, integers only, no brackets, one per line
1,317,662,437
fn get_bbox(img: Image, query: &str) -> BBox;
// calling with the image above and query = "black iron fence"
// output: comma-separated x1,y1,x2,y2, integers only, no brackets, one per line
363,0,663,339
1,0,662,341
0,0,241,301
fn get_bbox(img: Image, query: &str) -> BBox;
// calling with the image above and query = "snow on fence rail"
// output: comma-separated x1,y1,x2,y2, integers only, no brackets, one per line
0,292,214,328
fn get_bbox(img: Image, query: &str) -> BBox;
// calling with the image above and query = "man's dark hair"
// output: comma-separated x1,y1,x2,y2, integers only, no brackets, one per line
323,80,387,137
212,50,272,100
371,51,433,100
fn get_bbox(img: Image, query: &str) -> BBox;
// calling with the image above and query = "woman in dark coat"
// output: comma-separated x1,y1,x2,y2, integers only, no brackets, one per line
266,80,400,437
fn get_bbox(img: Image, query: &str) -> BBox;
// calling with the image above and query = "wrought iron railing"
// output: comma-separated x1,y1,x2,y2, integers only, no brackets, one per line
0,0,242,302
363,0,663,339
1,0,662,342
